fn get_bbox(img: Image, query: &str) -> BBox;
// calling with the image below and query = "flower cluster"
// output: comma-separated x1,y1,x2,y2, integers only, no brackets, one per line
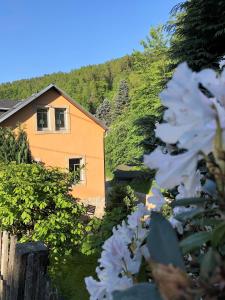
85,204,150,300
85,63,225,299
144,62,225,192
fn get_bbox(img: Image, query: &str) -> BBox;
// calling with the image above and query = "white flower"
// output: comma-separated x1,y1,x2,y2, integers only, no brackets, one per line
85,277,109,300
144,147,199,189
219,57,225,70
176,170,202,200
85,204,149,299
127,203,148,229
156,62,216,154
197,68,225,108
169,216,184,235
147,187,165,211
112,221,133,245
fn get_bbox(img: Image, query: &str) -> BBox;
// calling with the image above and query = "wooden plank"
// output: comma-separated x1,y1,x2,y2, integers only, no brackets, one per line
0,231,3,272
1,232,9,281
0,231,3,300
10,251,21,300
24,253,34,300
1,232,9,300
8,235,17,300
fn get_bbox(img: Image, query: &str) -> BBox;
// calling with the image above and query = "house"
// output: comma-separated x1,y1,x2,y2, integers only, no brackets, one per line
0,84,107,217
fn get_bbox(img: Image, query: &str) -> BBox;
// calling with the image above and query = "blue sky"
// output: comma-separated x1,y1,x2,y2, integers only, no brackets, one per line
0,0,178,83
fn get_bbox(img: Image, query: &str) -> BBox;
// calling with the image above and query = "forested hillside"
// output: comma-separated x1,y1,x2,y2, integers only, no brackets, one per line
0,56,134,112
0,26,170,173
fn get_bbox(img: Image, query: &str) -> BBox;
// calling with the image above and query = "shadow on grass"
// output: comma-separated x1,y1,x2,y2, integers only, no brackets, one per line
54,252,99,300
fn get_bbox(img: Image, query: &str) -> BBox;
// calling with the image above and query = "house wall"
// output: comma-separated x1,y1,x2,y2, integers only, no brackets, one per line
1,89,106,217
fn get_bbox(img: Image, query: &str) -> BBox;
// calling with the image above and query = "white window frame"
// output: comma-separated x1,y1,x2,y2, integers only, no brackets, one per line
68,157,85,184
36,107,50,131
54,107,68,131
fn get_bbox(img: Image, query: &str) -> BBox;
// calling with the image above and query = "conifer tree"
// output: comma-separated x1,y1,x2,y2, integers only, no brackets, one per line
113,79,129,119
169,0,225,71
0,127,31,164
16,127,32,163
95,98,111,126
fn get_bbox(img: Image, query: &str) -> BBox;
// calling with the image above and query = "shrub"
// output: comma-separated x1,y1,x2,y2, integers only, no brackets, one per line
0,162,86,260
81,207,128,255
107,184,137,213
81,185,137,256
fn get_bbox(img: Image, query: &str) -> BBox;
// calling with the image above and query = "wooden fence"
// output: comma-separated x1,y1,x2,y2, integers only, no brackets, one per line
0,231,63,300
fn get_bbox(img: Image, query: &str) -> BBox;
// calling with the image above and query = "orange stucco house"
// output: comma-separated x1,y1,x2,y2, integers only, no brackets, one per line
0,84,107,217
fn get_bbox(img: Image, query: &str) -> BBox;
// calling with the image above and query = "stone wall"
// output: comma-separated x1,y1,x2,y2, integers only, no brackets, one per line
80,197,105,218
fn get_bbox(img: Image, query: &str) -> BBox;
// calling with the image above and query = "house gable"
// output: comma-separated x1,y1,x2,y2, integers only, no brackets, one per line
0,84,107,131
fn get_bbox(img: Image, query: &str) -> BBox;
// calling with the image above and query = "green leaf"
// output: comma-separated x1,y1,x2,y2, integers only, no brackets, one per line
200,248,220,280
147,212,185,270
212,222,225,247
180,232,212,254
171,198,206,208
113,283,162,300
191,218,221,228
175,208,205,222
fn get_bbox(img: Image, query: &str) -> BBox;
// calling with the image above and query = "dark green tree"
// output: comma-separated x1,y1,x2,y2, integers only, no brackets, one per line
0,127,32,164
95,98,111,126
16,126,32,163
113,79,129,119
168,0,225,71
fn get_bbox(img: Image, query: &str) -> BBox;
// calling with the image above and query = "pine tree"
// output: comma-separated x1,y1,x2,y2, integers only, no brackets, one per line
168,0,225,71
16,127,32,163
113,80,129,119
0,127,31,164
95,98,111,126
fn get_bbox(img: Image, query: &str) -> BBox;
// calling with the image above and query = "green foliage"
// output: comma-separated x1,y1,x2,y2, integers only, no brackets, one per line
147,212,185,270
81,207,128,255
0,126,31,164
0,162,86,259
105,26,171,172
95,98,112,126
113,283,162,300
168,0,225,70
80,184,137,256
0,56,134,111
52,252,98,300
113,79,130,119
107,184,137,213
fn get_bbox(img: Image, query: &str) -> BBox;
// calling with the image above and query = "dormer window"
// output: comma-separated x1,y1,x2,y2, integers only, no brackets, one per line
55,108,66,131
37,108,49,131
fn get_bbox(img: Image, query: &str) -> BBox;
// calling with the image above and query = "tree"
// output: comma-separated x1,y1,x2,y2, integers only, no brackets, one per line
0,126,32,164
95,98,112,126
168,0,225,71
105,26,171,172
0,162,86,259
113,80,130,119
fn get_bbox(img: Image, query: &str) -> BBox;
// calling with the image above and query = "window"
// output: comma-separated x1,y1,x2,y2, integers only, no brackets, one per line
69,158,84,183
55,108,66,131
37,108,49,131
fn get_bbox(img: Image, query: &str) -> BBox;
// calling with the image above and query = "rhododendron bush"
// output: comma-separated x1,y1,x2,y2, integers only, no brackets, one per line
85,63,225,299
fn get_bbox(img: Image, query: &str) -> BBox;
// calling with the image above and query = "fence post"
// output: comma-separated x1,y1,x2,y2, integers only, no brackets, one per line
12,242,48,300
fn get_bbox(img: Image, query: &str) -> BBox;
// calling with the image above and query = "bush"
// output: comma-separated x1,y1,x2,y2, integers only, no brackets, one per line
107,184,137,213
81,185,137,255
0,162,86,260
81,207,128,255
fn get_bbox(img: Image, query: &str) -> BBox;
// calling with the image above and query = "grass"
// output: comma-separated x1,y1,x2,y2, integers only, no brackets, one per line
54,252,99,300
130,178,152,194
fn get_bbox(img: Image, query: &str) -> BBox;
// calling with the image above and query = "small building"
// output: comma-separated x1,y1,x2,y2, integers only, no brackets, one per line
0,84,107,217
